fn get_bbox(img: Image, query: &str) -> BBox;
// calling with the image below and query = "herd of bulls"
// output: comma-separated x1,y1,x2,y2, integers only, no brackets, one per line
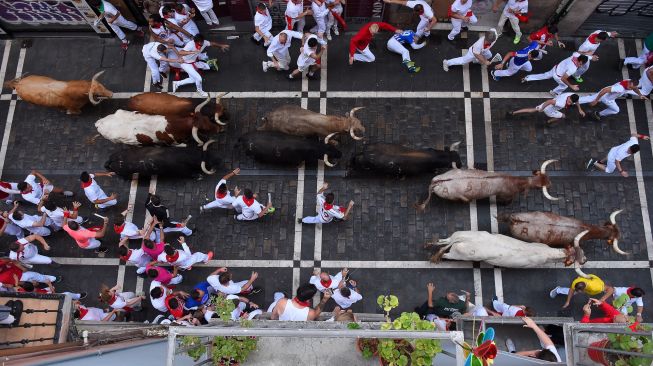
5,72,628,276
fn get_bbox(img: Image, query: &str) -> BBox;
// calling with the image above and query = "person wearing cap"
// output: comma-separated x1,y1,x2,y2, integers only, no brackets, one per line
549,273,605,309
578,79,647,121
600,285,645,322
348,22,401,65
493,0,528,44
383,0,435,41
587,133,649,177
443,29,498,72
299,183,354,224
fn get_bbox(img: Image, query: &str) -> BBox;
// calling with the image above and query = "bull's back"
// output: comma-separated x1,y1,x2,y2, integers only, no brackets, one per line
508,212,586,246
263,105,339,136
106,146,202,177
127,93,193,116
239,132,320,164
354,144,444,176
432,169,509,200
13,76,83,107
96,110,169,145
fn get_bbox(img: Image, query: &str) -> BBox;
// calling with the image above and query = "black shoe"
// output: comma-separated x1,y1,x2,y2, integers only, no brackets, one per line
592,111,602,121
160,72,168,79
95,246,109,254
152,82,163,90
297,218,303,224
251,287,262,294
78,292,87,300
586,158,595,171
250,36,261,45
461,26,469,32
54,276,63,283
50,261,62,268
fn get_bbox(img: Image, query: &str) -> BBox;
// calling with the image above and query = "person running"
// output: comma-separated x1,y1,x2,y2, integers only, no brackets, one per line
572,30,618,83
349,22,400,65
386,30,424,73
549,273,605,309
271,283,330,321
325,0,345,41
63,212,109,254
622,32,652,69
231,188,274,221
528,23,565,60
491,40,539,81
39,199,83,231
447,0,477,41
142,41,181,90
252,3,273,47
200,168,240,213
493,0,528,44
95,0,144,50
383,0,436,41
507,93,584,125
118,237,152,275
17,170,72,205
443,29,499,72
504,317,562,362
289,34,326,79
190,0,220,27
157,237,213,270
627,65,652,97
522,54,588,96
299,183,354,224
586,133,649,177
148,14,186,48
263,31,304,73
9,234,53,265
579,79,647,121
80,171,117,210
309,267,347,292
172,34,229,97
285,0,311,32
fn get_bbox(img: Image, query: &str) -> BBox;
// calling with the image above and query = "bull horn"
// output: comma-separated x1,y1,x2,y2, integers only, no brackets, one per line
539,159,558,174
88,70,106,105
202,139,216,151
611,239,628,255
449,141,461,152
574,230,589,248
194,95,211,114
349,127,363,140
609,209,623,224
542,186,560,201
324,132,338,144
213,93,227,126
191,126,203,146
348,106,364,118
574,264,591,279
323,154,336,167
201,161,216,175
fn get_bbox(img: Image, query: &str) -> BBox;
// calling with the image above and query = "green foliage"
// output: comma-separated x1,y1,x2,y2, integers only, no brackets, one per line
347,322,361,330
209,294,236,321
358,338,380,359
613,294,635,314
180,336,207,361
605,324,653,366
211,335,258,365
378,312,442,366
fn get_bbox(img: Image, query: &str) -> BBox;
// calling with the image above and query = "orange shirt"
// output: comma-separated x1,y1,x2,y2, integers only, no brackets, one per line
63,225,97,248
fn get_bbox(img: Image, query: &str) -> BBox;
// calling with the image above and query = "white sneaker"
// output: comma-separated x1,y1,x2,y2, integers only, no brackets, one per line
549,286,561,298
172,81,180,93
326,33,332,41
197,90,208,97
505,338,516,353
262,61,269,72
333,27,339,36
442,60,449,72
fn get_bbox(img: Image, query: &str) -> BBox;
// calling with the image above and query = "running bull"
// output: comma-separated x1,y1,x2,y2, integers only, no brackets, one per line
259,105,366,140
350,142,462,176
4,71,112,115
415,160,559,210
95,96,221,146
105,140,221,178
127,92,228,126
498,210,626,255
236,131,342,167
425,230,591,278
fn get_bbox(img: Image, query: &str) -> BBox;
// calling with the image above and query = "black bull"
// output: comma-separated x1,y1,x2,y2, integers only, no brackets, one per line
104,141,221,178
236,131,342,166
350,142,463,176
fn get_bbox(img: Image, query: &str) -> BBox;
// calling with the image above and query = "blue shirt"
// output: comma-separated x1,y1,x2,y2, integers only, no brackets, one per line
394,30,416,45
513,41,538,66
184,281,211,309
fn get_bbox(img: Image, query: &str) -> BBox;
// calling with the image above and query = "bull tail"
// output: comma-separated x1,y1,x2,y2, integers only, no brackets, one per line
3,78,20,90
429,243,453,263
86,134,101,145
414,181,436,212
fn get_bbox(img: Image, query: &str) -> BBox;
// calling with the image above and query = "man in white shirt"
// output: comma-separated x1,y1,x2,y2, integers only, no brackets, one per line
190,0,219,26
572,30,618,83
289,35,326,80
8,202,52,237
508,93,585,125
252,3,273,47
383,0,436,40
443,29,498,71
113,211,156,241
96,0,144,49
74,302,119,321
231,188,273,221
80,171,117,209
9,235,52,265
200,168,240,213
448,0,477,41
600,285,645,322
504,317,562,362
578,79,647,121
325,0,345,41
157,237,213,270
0,181,20,203
285,0,311,31
39,200,83,231
142,42,181,90
309,267,347,292
587,133,649,177
226,294,263,320
332,280,362,309
311,0,330,44
523,54,588,95
172,34,230,97
17,170,72,205
175,3,200,36
207,268,260,295
263,30,304,72
149,281,172,313
493,0,528,44
299,182,354,224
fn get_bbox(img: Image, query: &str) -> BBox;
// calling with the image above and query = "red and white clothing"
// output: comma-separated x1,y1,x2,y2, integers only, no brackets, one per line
226,295,263,320
206,277,252,295
332,288,362,309
445,33,496,67
536,92,574,119
627,65,652,96
82,174,117,209
311,0,330,39
146,264,183,285
604,136,639,174
9,238,52,265
121,247,151,274
529,25,554,60
492,299,526,317
114,221,155,241
573,30,614,78
326,0,344,38
265,30,304,71
285,0,306,31
253,8,273,45
176,39,211,94
11,213,51,237
175,4,199,36
581,301,621,323
142,41,173,85
202,179,236,210
78,306,116,321
1,217,24,239
349,22,397,63
107,292,141,311
579,80,630,117
190,0,219,25
497,0,527,39
232,195,264,221
157,242,209,270
302,193,346,224
309,272,343,292
21,174,51,205
0,181,19,202
101,0,138,42
150,23,184,47
40,206,81,230
142,241,165,259
448,0,477,41
149,280,170,313
406,0,434,38
278,298,310,321
524,54,579,95
612,287,644,315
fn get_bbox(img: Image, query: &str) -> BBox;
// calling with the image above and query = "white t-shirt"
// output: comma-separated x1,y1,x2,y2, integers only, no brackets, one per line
298,35,319,67
182,40,210,63
311,1,329,18
254,9,272,30
21,174,45,205
553,93,573,110
232,196,263,220
11,213,39,229
309,272,343,292
126,248,151,267
150,281,169,313
143,42,164,60
101,0,119,17
608,137,639,163
211,179,235,208
175,5,199,35
83,175,109,204
9,239,38,261
555,55,578,78
0,182,19,196
543,345,562,362
206,277,247,295
286,0,304,18
602,82,627,101
613,287,644,308
267,30,303,57
406,0,434,21
332,288,363,309
502,0,528,18
40,206,64,227
119,222,142,239
578,30,605,54
470,35,495,54
316,193,345,223
451,0,472,16
157,249,190,266
80,306,111,321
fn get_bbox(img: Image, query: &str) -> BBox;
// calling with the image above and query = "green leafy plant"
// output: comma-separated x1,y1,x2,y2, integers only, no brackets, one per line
180,335,207,361
209,294,236,321
357,338,380,359
378,295,399,323
613,294,634,315
211,320,258,365
348,322,361,330
606,324,652,366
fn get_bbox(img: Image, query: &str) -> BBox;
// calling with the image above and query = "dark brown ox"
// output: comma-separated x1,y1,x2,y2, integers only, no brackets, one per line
4,71,112,114
259,105,365,140
415,160,559,210
127,92,227,126
498,210,626,254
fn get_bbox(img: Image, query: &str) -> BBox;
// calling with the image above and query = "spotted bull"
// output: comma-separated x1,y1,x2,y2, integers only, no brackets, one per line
236,131,342,167
104,140,221,178
259,105,366,140
4,71,112,115
415,160,560,210
127,92,228,126
498,210,626,254
351,142,462,176
95,97,221,146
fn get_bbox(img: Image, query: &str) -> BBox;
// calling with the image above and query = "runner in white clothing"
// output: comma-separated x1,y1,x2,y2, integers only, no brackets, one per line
252,3,273,47
587,133,649,176
231,188,273,221
299,183,354,224
309,267,347,292
113,210,157,241
332,280,362,309
289,35,326,79
226,294,263,320
600,285,645,321
149,281,173,313
448,0,477,41
118,238,152,274
74,303,119,321
285,0,311,31
325,0,345,40
201,168,241,212
579,79,646,120
148,14,186,48
38,200,83,231
523,54,588,95
443,29,499,71
493,0,528,44
508,93,584,125
96,0,144,49
161,6,193,44
627,65,653,96
0,181,19,203
0,213,25,239
142,42,181,90
384,0,436,40
572,30,618,83
9,235,52,265
80,171,117,209
206,268,260,295
172,34,230,97
9,202,52,237
263,31,304,72
311,0,330,44
157,237,213,270
190,0,220,26
174,3,200,36
17,170,71,206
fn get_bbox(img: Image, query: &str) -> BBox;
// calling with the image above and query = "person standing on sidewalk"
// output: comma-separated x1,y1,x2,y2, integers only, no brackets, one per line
349,22,401,65
549,273,605,309
587,133,649,177
493,0,528,44
299,183,354,224
447,0,477,41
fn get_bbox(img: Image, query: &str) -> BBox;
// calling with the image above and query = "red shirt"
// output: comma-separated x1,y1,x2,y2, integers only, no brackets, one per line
581,302,621,323
529,26,552,43
0,261,23,286
349,22,397,57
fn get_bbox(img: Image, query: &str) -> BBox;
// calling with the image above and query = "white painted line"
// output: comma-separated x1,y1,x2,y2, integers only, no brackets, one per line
0,41,12,90
0,46,25,178
52,257,120,265
112,91,303,99
116,264,126,290
326,91,465,98
314,161,325,263
293,162,305,262
473,268,483,307
493,268,503,302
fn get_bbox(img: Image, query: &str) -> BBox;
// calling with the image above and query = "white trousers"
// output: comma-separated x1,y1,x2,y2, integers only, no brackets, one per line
415,18,431,38
21,271,55,283
497,13,520,38
178,252,209,269
20,253,52,265
109,16,138,41
163,223,193,236
83,237,102,250
312,14,327,34
302,215,328,224
353,46,375,62
286,16,306,32
178,62,209,92
0,315,14,324
524,67,568,94
447,48,491,66
327,5,343,34
626,71,652,96
253,25,273,43
387,37,411,62
579,93,620,117
624,45,650,68
554,287,571,295
448,14,478,40
200,9,219,25
169,274,183,285
494,58,532,77
492,300,521,317
26,226,51,237
265,50,291,70
97,199,118,209
573,60,591,78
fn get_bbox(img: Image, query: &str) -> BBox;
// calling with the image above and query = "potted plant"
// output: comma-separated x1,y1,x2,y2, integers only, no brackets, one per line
210,320,258,366
180,335,207,361
587,322,652,366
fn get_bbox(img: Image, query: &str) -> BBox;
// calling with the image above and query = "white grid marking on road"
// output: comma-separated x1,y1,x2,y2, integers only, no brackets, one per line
0,41,12,90
0,45,22,178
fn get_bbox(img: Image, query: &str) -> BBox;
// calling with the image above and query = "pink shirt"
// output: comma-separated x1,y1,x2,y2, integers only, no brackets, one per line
146,264,173,284
142,241,165,259
63,225,97,248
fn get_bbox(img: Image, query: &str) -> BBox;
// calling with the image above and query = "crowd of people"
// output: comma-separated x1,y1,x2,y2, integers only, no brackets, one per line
1,0,652,360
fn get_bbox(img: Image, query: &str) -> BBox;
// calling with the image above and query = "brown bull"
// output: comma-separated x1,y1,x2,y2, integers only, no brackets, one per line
127,92,227,126
498,210,626,254
4,71,112,114
259,105,365,140
415,160,560,210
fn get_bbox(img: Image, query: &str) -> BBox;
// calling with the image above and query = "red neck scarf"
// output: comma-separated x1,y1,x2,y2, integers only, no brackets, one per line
484,42,491,49
166,251,180,263
81,180,93,189
216,191,227,199
243,197,255,207
79,306,89,319
588,33,600,44
626,287,637,298
619,79,631,89
114,223,125,234
320,278,332,288
108,294,117,305
120,249,132,262
195,42,203,50
293,297,311,307
323,202,334,210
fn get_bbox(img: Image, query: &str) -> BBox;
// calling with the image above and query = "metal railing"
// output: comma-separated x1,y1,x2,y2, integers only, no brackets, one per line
564,323,653,366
